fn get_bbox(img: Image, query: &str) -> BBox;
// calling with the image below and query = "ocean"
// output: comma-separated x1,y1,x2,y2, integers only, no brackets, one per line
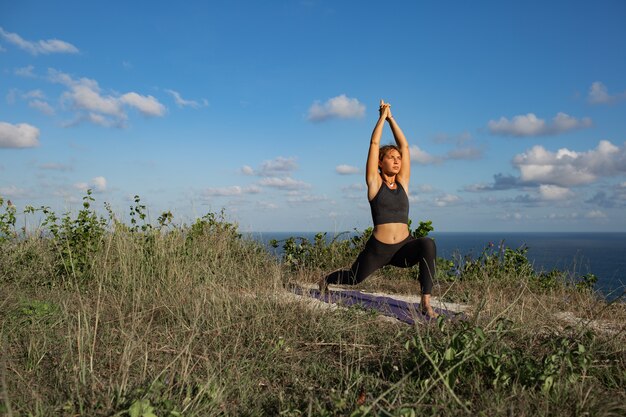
250,231,626,301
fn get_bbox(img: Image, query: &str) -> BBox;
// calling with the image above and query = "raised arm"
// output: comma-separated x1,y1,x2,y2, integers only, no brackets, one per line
386,106,410,188
366,101,389,199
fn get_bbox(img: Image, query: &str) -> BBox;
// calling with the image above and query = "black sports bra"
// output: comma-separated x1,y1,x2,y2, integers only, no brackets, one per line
369,182,409,226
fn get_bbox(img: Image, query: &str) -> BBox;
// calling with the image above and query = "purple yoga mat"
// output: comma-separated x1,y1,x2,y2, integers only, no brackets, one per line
290,285,463,325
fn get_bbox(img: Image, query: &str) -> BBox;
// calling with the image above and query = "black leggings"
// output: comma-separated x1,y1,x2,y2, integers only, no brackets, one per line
324,235,437,294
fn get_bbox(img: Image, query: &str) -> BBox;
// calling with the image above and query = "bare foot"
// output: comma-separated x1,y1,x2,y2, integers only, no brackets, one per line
420,305,439,318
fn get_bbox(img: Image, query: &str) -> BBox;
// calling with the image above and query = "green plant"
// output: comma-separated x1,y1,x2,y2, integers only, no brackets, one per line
0,197,17,242
404,317,593,398
449,241,535,281
39,189,108,284
575,273,598,292
408,219,433,238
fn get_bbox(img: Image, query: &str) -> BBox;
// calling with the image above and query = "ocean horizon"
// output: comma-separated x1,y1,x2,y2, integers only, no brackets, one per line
248,231,626,301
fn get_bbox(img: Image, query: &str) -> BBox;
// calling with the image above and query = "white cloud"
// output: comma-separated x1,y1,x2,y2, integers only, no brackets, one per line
120,92,166,117
336,164,359,175
258,177,310,190
202,185,261,197
488,112,592,137
244,156,298,176
0,121,40,148
538,185,574,201
435,194,461,207
29,100,55,115
259,156,298,176
410,145,441,165
307,94,365,122
49,69,166,126
92,176,107,192
165,89,208,108
0,27,78,55
588,81,626,105
512,140,626,187
74,176,107,193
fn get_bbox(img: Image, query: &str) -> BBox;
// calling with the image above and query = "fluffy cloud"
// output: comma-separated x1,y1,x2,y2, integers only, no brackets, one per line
336,164,359,175
513,140,626,186
165,89,208,108
0,121,40,148
307,94,365,122
488,112,592,137
119,93,166,117
410,145,442,165
49,69,166,126
588,81,626,105
0,27,79,55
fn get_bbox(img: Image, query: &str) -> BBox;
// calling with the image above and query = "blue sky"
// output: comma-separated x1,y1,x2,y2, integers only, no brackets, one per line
1,0,626,232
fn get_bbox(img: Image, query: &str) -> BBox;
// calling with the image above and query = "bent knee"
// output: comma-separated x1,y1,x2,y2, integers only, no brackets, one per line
417,237,436,257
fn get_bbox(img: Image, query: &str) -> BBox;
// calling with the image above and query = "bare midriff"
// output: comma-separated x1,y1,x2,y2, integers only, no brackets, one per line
373,222,409,244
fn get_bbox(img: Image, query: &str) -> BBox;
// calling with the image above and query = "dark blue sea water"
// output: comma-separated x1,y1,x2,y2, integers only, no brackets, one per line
250,232,626,301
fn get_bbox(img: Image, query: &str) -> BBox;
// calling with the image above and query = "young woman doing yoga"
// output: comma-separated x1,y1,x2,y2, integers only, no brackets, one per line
320,100,438,317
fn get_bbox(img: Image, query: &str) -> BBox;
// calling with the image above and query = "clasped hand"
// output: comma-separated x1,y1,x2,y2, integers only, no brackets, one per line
379,99,393,121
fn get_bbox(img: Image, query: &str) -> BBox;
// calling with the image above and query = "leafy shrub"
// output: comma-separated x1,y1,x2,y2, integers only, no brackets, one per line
39,190,108,284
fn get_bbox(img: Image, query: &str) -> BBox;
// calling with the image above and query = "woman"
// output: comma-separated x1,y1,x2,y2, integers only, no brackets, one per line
320,100,438,317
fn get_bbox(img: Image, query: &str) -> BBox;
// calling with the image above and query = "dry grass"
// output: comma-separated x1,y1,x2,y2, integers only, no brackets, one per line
0,223,625,416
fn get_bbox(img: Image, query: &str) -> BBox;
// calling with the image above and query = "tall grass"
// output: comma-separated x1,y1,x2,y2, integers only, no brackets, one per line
0,194,624,416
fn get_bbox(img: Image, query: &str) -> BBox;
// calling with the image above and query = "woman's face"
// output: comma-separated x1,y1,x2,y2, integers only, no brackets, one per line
379,149,401,175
